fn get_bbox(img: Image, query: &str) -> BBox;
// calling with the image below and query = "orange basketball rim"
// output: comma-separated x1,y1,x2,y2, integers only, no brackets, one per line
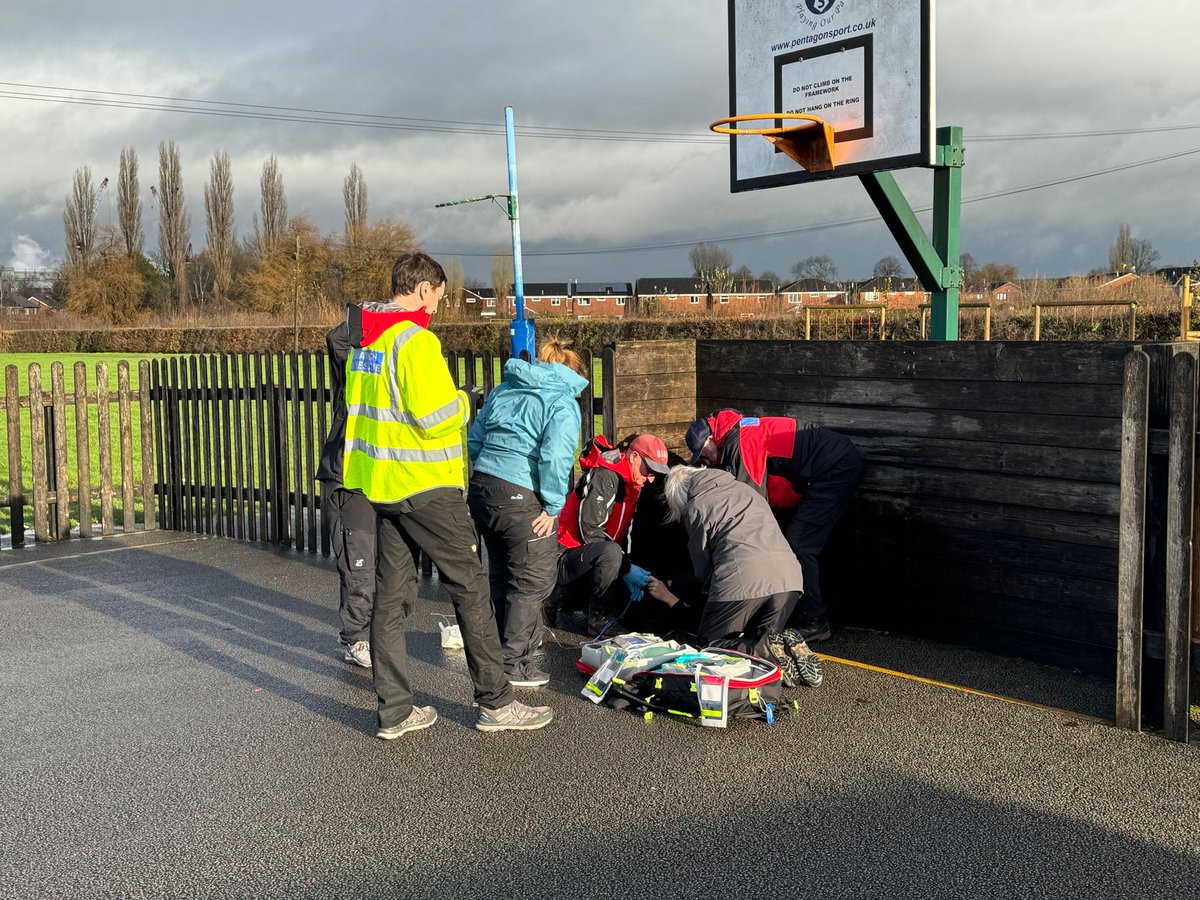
709,113,836,173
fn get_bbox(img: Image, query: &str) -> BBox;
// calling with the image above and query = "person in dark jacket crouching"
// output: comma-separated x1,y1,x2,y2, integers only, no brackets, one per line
686,410,863,644
651,465,823,688
467,337,589,689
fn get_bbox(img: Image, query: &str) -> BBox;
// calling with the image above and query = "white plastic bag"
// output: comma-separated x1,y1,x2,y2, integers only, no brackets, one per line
432,614,464,651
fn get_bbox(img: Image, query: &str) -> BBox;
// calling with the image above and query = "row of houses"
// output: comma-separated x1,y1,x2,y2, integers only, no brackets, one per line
461,270,1187,320
462,276,909,320
3,269,1185,321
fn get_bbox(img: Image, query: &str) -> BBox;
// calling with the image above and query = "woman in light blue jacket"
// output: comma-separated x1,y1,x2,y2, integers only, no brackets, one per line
467,338,589,688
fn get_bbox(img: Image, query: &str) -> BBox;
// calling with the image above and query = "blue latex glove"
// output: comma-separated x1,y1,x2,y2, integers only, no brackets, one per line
623,564,652,602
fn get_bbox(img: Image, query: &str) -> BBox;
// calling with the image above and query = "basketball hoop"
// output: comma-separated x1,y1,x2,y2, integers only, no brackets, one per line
710,113,836,173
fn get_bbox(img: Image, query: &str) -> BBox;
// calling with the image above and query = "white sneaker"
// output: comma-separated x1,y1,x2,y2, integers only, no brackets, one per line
342,640,372,668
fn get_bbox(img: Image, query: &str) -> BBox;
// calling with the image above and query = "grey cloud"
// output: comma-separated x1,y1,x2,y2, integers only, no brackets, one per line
1,0,1198,285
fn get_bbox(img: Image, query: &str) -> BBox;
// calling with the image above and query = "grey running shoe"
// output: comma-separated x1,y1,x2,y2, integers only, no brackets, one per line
793,615,832,643
376,705,438,740
509,667,551,689
783,629,825,687
343,640,372,668
766,632,802,688
476,699,554,732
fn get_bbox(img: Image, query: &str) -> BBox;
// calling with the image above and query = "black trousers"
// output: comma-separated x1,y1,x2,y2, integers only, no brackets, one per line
555,541,628,631
697,591,800,656
467,472,558,678
322,483,376,645
371,488,513,729
783,439,864,620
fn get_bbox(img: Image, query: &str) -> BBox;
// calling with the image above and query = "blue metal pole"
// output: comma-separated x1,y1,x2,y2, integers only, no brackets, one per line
505,106,535,359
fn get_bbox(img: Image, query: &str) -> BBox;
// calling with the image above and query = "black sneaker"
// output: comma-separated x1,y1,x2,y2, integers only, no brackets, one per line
793,615,832,643
766,632,802,688
782,629,824,687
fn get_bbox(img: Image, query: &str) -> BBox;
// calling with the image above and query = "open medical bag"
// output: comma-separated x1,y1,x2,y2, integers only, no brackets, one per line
577,633,783,727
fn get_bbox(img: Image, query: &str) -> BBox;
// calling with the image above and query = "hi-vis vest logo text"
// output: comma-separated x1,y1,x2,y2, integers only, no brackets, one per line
350,349,384,375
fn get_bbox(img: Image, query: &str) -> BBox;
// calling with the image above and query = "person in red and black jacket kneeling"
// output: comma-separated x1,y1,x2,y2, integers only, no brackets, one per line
547,433,670,636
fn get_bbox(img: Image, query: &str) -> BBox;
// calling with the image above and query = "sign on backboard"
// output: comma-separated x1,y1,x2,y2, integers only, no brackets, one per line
728,0,934,192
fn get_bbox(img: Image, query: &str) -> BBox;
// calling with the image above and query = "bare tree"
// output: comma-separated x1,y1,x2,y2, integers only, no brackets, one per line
254,155,288,255
491,253,513,312
117,147,144,258
790,254,838,282
760,270,782,292
959,251,979,291
443,255,465,315
343,164,368,239
1108,223,1135,274
978,262,1019,288
688,242,734,291
1107,223,1161,275
204,150,236,304
872,255,907,279
157,141,190,307
63,165,99,269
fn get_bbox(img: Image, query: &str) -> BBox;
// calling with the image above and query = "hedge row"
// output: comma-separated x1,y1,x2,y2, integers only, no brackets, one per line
0,310,1185,355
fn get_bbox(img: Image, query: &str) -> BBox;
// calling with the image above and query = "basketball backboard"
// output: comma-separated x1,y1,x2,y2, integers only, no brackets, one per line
727,0,934,192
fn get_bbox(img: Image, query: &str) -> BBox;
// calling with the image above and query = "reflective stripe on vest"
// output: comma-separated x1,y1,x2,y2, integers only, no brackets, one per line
344,438,463,464
346,396,461,430
342,321,467,504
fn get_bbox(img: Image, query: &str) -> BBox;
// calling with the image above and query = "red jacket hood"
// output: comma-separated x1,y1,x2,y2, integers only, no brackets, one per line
708,409,744,446
357,306,432,347
578,435,635,482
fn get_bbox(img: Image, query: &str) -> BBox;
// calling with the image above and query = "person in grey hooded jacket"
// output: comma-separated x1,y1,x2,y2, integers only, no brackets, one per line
467,337,589,688
654,465,823,687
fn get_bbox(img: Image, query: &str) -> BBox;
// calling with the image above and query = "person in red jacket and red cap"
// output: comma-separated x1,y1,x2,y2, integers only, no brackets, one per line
685,410,863,643
547,433,670,635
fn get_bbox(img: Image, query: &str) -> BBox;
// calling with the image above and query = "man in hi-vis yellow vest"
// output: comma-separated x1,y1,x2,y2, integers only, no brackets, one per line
343,251,554,738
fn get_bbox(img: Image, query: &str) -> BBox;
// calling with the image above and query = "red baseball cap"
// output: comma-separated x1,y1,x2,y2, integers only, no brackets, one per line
627,434,670,474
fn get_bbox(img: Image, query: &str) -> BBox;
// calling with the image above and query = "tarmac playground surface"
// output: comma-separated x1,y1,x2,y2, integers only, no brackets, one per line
2,530,1198,899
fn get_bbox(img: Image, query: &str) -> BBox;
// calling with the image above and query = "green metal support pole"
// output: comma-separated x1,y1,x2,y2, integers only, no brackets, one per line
859,125,965,340
859,172,944,289
931,126,964,341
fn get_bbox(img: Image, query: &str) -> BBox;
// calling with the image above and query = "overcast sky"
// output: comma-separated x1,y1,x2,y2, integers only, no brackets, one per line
2,0,1198,285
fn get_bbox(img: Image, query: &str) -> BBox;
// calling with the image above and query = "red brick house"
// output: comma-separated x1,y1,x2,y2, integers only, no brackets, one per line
853,276,930,308
780,278,849,307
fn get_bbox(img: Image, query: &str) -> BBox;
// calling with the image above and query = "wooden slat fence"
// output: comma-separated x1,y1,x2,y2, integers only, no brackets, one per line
143,349,614,555
1,360,156,548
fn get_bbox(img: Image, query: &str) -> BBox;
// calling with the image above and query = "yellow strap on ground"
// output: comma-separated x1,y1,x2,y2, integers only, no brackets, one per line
816,653,1105,724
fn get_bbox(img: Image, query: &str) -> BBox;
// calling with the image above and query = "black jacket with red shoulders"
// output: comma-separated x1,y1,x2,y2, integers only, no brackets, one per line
557,436,642,549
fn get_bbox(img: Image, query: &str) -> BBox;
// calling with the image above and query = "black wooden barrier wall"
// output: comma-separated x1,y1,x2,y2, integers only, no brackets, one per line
679,338,1198,738
693,340,1133,672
